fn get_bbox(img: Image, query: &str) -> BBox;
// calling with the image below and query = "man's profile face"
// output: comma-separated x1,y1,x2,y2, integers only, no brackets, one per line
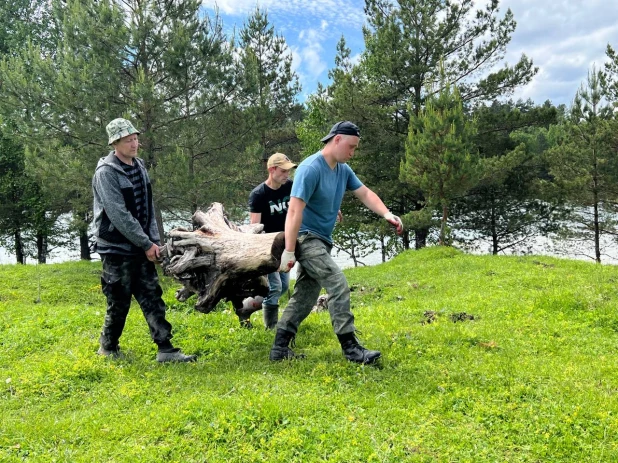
271,166,291,184
334,134,359,163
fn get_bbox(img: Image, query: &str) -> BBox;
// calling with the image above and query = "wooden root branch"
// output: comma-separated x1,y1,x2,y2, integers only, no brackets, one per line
160,202,294,315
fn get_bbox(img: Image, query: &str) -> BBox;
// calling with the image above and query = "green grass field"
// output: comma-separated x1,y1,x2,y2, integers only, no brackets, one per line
1,247,618,462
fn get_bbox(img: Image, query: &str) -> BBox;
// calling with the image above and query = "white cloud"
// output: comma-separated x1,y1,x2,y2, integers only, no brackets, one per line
203,0,618,105
499,0,618,104
202,0,364,28
292,28,329,94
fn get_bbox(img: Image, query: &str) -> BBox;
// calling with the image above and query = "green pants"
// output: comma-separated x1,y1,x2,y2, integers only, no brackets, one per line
277,233,355,336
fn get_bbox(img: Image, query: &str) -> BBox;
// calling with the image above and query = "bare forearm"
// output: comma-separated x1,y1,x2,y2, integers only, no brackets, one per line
284,210,302,251
250,212,261,225
358,187,389,217
284,198,305,251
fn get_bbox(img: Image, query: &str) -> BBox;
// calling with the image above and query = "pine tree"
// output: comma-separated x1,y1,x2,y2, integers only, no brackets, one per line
451,99,560,255
544,69,618,263
236,7,303,202
327,0,537,249
401,80,478,245
238,7,301,158
0,0,240,244
0,0,62,262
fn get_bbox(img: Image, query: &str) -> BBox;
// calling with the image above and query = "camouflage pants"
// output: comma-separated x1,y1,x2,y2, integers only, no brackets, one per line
277,233,355,336
99,253,172,350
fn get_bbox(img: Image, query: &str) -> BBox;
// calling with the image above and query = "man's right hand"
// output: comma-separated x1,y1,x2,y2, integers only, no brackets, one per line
384,212,404,235
146,243,160,262
279,250,296,273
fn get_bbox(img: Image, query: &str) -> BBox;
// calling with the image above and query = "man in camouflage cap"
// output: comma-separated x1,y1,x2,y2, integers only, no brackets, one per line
91,118,196,363
106,117,140,145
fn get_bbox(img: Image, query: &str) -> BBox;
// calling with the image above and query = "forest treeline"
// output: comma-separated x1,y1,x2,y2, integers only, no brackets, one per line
2,0,618,264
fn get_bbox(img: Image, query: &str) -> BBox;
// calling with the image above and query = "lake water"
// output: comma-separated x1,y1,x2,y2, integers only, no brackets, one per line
2,231,616,269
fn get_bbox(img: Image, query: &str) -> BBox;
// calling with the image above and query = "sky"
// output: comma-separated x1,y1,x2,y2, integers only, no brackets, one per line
200,0,618,107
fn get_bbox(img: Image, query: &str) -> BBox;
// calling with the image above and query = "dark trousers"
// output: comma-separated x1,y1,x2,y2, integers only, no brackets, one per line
99,253,173,350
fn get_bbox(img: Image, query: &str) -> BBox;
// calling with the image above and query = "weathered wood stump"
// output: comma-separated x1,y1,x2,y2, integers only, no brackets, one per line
159,203,297,319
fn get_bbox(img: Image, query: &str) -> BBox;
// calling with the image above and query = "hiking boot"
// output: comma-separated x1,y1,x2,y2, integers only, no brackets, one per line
156,348,197,363
97,346,124,359
269,328,305,361
337,332,381,365
262,304,279,330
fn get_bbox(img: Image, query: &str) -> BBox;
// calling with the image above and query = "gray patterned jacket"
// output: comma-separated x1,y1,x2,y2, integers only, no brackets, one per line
91,152,159,254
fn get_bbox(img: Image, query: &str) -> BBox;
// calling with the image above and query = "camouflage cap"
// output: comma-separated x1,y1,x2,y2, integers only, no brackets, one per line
106,118,140,145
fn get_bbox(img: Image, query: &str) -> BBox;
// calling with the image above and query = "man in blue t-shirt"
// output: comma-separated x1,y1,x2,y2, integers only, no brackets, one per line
269,121,403,364
248,152,297,329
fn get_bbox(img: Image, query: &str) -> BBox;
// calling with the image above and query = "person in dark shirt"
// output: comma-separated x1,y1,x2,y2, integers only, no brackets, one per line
91,118,196,363
248,153,297,329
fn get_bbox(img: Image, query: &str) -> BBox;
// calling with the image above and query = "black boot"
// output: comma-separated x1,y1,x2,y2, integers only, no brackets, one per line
262,304,279,330
337,332,381,365
269,328,305,361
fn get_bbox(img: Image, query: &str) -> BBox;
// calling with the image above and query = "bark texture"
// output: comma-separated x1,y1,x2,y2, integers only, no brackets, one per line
160,203,295,315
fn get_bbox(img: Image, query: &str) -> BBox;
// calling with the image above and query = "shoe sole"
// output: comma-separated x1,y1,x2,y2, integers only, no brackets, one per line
346,352,381,365
97,348,124,359
157,356,197,363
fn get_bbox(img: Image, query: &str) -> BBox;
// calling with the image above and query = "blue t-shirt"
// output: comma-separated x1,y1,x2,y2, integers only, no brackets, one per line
291,151,363,243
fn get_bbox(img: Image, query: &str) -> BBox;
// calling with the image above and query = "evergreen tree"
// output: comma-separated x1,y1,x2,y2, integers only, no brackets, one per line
236,7,303,207
401,80,478,245
238,7,301,158
602,44,618,105
326,0,537,249
451,99,560,255
0,0,240,245
0,130,43,263
296,86,332,158
0,0,62,263
544,69,618,263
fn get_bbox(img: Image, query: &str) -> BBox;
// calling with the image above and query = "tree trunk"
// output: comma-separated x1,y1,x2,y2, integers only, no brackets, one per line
439,203,448,246
414,228,426,250
79,227,91,261
413,199,427,249
14,229,24,264
593,197,601,264
160,202,296,314
37,232,47,264
491,201,498,255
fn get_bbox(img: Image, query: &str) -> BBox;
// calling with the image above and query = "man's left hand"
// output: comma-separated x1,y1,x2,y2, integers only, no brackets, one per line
384,212,403,235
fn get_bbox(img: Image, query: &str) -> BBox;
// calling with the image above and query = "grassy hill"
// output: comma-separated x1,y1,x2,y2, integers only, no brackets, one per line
1,247,617,462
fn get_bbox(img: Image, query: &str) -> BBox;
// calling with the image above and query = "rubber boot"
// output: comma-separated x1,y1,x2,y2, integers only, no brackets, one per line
269,329,305,361
337,332,381,365
262,304,279,330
